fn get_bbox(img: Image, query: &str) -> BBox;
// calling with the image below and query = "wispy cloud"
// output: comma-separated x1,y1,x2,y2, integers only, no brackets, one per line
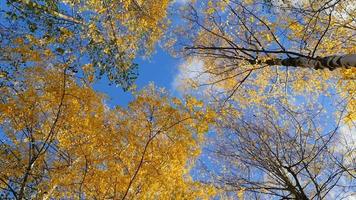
172,58,208,95
171,58,228,102
334,124,356,165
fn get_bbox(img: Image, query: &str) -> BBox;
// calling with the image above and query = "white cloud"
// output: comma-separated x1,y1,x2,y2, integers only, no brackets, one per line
171,58,235,103
272,0,356,25
335,124,356,166
171,58,208,95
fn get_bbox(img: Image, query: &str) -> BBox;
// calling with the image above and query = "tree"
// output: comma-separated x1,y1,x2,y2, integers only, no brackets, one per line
195,103,356,199
170,0,355,121
175,0,355,70
168,1,356,198
0,65,216,199
1,1,355,199
0,2,218,198
1,0,171,90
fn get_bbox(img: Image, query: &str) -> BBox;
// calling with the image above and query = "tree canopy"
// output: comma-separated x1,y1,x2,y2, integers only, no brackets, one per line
1,0,170,89
0,0,355,199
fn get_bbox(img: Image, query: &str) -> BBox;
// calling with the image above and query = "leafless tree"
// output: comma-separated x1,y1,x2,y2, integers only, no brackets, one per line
197,103,356,199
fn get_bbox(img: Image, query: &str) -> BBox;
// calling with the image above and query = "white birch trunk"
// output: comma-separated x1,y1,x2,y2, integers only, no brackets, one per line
276,54,356,70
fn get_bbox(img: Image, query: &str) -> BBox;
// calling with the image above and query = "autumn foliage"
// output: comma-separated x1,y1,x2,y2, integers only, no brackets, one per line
0,0,355,199
0,66,215,199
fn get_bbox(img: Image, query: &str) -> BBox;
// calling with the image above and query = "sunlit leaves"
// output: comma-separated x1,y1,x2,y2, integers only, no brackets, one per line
171,0,355,126
2,0,171,90
0,67,215,199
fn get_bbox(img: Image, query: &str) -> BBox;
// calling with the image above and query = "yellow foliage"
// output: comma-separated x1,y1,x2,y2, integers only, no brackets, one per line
237,187,245,199
75,0,170,56
176,0,355,126
0,67,216,199
339,69,356,123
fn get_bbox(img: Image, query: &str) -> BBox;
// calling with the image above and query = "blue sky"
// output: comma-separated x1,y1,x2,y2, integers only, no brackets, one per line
0,0,188,108
93,47,182,107
0,0,184,109
1,1,355,198
92,1,193,108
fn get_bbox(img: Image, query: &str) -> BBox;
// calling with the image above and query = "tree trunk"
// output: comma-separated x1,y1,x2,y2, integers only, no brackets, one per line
266,54,356,70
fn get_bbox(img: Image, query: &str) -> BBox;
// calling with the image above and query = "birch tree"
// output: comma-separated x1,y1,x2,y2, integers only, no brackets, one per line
0,66,216,199
169,2,356,198
171,0,355,121
176,0,355,69
1,0,171,89
195,102,356,199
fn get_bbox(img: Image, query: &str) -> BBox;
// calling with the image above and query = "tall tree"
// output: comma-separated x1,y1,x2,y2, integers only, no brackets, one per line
168,1,356,198
1,0,171,89
175,0,355,70
196,103,356,199
170,0,355,121
0,66,216,199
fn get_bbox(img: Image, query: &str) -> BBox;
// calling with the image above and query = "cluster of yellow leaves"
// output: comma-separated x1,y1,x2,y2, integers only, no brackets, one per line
339,68,356,123
4,36,53,64
68,0,170,57
11,0,172,89
237,187,245,200
0,66,216,199
177,0,355,126
82,63,95,83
